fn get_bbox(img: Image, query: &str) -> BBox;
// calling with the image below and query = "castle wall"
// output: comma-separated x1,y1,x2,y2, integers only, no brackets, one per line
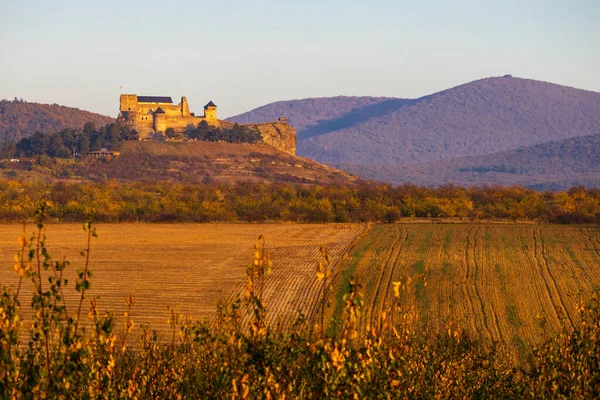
164,116,220,131
166,116,200,131
138,103,181,117
136,116,154,129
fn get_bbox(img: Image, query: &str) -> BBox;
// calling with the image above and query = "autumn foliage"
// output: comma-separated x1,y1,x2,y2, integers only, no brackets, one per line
0,179,599,224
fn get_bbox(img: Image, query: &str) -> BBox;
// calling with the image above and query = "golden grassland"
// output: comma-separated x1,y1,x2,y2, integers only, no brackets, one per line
0,223,367,339
2,222,599,354
3,221,600,397
331,223,600,357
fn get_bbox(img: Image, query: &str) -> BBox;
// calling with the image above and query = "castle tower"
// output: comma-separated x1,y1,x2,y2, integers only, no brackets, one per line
119,94,139,121
153,107,167,132
204,101,217,122
181,96,191,117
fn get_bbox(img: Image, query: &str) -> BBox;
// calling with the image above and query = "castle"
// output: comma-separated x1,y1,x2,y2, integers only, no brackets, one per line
119,94,219,135
118,94,297,155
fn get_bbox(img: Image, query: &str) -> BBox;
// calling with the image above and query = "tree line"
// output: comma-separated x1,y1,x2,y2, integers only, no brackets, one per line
0,99,114,144
1,120,262,159
170,120,262,143
0,180,598,224
1,122,134,159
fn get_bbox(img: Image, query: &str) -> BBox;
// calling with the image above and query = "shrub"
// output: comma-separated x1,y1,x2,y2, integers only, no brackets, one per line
1,205,600,398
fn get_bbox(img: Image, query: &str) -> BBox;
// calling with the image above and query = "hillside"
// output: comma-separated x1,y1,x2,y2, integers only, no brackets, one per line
0,99,114,143
228,77,600,188
336,133,600,191
227,96,395,132
54,141,362,185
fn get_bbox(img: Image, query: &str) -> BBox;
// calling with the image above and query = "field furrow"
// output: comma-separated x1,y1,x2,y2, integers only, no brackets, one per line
531,228,564,331
231,223,369,328
4,222,599,357
0,223,367,339
367,228,404,329
469,227,495,342
462,226,482,336
330,224,600,357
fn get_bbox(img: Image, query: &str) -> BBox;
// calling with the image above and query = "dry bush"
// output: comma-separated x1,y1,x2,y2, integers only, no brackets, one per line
1,206,599,398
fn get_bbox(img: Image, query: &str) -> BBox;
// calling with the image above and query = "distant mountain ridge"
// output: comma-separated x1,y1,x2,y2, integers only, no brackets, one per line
228,96,394,133
228,76,600,189
336,133,600,191
0,99,114,143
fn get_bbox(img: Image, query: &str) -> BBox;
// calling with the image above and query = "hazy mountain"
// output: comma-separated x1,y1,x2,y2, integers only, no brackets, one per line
0,99,114,143
228,76,600,188
228,96,395,132
335,133,600,191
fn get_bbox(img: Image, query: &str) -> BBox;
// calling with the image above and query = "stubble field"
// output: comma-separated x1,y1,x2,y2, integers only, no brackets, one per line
0,223,367,339
2,222,599,356
331,224,600,357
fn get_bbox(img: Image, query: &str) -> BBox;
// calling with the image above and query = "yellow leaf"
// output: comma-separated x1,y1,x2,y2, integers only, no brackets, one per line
18,234,28,248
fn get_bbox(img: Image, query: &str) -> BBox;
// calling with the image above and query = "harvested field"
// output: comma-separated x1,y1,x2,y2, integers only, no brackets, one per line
330,224,600,357
0,223,367,339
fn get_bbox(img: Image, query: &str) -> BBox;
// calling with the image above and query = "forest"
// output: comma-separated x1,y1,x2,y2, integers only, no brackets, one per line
0,99,114,144
0,179,598,224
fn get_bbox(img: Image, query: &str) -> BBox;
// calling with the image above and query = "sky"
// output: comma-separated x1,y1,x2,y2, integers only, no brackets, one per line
1,0,599,118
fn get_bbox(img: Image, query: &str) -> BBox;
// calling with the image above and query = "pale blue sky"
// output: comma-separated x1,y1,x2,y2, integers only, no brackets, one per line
1,0,598,118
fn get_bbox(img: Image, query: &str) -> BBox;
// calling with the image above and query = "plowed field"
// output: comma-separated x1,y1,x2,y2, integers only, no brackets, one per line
0,223,367,339
330,224,600,356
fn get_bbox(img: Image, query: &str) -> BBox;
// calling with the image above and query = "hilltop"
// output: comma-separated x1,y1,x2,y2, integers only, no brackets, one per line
228,77,600,188
3,141,362,186
0,99,114,143
84,141,360,185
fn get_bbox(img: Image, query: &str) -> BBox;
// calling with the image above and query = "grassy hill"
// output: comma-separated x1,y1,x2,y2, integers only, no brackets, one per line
0,99,114,143
33,141,363,186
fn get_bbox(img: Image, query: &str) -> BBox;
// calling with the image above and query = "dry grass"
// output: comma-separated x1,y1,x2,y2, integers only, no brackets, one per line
0,223,367,339
4,222,599,354
334,224,600,358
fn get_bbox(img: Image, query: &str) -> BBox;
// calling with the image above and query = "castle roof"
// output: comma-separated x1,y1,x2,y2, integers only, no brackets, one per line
154,107,166,114
138,96,173,103
204,101,217,108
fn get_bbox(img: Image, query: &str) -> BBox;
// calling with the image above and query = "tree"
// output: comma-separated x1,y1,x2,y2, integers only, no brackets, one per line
382,207,401,223
164,128,175,140
79,135,90,156
195,121,211,140
83,122,96,135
